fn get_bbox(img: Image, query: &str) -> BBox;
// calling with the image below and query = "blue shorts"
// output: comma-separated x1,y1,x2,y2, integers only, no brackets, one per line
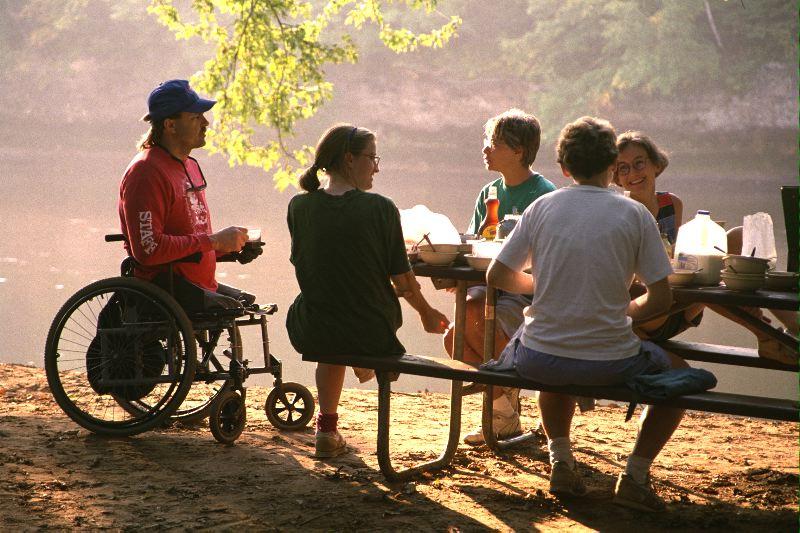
513,339,672,387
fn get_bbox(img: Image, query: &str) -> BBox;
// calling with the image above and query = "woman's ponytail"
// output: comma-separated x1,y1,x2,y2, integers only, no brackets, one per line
299,164,321,192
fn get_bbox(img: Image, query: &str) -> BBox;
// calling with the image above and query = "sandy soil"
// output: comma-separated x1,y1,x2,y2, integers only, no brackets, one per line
1,362,797,531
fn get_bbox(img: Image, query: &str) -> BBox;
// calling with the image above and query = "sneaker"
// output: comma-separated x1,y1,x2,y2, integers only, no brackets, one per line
463,410,523,445
613,472,666,512
549,461,587,497
314,430,347,458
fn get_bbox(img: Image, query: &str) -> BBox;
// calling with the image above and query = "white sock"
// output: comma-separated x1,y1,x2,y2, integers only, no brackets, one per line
625,454,653,485
547,437,574,468
493,393,515,416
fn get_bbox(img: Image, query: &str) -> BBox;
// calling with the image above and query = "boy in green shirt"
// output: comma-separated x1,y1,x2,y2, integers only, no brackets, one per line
445,109,556,445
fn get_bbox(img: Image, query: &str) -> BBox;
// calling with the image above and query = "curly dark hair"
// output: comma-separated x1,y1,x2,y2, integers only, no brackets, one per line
556,116,618,180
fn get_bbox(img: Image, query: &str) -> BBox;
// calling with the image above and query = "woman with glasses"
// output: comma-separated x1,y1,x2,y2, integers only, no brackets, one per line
613,131,702,341
614,132,798,363
286,123,450,458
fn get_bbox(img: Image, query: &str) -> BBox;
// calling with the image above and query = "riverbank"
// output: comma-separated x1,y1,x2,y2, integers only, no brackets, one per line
1,363,796,531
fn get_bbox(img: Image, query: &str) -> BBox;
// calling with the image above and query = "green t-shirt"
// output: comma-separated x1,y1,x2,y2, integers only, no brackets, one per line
286,189,411,357
466,173,556,234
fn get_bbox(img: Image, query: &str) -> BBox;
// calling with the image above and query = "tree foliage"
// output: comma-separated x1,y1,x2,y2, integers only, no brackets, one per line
149,0,460,190
503,0,797,135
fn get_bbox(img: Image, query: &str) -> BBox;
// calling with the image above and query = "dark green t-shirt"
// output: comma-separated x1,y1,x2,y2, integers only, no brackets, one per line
466,173,556,234
286,189,411,357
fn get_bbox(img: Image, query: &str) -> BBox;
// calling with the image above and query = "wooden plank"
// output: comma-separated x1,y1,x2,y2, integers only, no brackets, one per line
659,340,798,371
671,286,799,311
301,352,798,421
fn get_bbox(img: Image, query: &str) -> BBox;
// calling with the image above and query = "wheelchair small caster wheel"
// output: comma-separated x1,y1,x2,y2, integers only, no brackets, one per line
265,382,315,431
210,389,246,444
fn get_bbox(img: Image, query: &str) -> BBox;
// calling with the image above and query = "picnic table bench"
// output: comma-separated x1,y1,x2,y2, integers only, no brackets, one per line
303,264,798,481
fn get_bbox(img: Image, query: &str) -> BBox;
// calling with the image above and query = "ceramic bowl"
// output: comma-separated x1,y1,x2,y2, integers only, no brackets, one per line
764,271,799,291
471,240,503,259
667,269,696,286
418,250,459,266
723,255,770,275
464,254,492,271
720,271,765,291
417,243,461,254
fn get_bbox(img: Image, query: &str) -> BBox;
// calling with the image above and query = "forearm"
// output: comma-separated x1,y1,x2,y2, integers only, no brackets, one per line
628,278,672,323
392,271,432,313
486,259,534,294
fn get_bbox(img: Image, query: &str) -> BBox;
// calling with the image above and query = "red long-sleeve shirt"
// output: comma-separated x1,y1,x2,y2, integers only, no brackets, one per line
118,146,217,291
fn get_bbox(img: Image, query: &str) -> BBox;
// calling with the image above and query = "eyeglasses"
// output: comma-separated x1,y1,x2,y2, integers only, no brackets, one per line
359,153,381,165
616,157,648,177
156,145,207,191
183,156,208,192
483,138,507,151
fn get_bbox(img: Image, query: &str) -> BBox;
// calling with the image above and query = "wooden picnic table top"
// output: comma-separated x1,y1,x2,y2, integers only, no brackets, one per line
412,261,799,310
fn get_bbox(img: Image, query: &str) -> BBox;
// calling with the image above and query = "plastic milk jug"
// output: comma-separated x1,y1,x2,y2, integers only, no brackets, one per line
673,210,727,285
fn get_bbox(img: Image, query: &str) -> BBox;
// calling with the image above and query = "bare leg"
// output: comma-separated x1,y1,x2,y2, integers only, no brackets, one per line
635,303,705,338
443,295,509,400
538,392,576,440
630,352,687,459
316,363,346,415
771,309,799,336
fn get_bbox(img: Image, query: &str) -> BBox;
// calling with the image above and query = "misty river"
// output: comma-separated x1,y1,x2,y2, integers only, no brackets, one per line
0,140,795,401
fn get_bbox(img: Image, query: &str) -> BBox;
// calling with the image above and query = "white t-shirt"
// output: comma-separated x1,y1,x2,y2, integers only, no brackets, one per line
496,185,672,361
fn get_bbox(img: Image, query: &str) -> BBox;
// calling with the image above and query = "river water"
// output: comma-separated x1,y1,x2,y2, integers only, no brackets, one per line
0,142,795,400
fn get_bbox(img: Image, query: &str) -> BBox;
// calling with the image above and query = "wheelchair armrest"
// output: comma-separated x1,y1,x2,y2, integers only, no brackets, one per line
105,234,127,242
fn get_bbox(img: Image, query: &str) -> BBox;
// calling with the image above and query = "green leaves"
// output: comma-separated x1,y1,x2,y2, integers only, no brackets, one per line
505,0,796,137
150,0,460,189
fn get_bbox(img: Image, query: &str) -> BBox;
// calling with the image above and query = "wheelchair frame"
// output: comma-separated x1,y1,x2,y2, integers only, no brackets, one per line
44,234,314,443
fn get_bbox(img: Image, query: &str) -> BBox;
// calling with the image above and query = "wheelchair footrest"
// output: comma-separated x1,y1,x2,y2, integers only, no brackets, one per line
248,303,278,316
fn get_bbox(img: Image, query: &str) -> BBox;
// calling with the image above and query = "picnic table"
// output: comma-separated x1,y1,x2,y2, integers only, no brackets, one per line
304,261,798,480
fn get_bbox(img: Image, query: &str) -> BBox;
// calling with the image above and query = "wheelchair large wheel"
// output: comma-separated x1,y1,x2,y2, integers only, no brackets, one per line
265,382,315,430
116,326,239,425
45,277,196,436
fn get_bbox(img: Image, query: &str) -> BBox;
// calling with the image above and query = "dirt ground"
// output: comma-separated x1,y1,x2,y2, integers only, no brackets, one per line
0,362,797,531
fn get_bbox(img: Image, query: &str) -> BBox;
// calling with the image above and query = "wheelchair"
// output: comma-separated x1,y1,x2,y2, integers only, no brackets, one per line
44,234,315,444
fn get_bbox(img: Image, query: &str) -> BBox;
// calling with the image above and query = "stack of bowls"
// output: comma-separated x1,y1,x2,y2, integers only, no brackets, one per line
721,255,770,291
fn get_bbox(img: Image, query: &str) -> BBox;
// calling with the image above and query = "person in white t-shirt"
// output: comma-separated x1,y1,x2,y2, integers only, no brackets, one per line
487,116,687,512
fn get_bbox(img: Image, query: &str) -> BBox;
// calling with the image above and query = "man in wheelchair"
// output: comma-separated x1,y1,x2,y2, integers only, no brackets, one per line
119,79,263,314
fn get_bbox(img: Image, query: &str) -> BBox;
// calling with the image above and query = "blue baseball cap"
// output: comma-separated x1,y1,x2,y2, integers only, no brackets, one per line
142,79,216,122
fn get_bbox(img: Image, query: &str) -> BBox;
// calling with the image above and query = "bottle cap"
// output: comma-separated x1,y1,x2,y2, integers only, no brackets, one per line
697,210,710,215
488,186,498,198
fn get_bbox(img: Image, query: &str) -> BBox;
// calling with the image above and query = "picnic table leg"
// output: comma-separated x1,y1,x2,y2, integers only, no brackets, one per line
722,305,798,351
374,281,467,481
481,286,542,451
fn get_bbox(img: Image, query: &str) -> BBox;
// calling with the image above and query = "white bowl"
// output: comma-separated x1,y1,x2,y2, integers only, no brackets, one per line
471,240,503,258
464,254,492,271
419,250,459,266
417,243,461,254
764,271,799,291
721,272,765,292
723,255,770,275
668,269,695,286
